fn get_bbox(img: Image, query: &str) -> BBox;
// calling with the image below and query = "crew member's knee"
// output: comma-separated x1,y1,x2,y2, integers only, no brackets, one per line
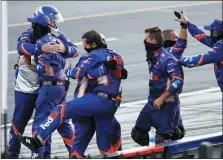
171,127,181,140
179,125,185,139
131,126,149,146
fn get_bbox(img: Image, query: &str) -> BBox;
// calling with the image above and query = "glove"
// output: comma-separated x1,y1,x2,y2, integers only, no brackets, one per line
178,57,196,68
65,68,74,78
178,58,188,67
14,64,19,70
104,60,117,71
174,11,187,29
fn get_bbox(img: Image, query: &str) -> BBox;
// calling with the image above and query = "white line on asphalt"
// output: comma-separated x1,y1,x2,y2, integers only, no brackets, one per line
7,38,119,55
121,87,221,108
8,1,221,28
1,87,221,128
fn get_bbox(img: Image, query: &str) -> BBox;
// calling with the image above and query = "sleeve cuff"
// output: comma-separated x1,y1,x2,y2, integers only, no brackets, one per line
167,86,177,95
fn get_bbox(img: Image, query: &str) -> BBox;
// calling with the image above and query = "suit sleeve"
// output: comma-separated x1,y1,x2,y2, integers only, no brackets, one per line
187,21,214,48
17,32,42,56
36,54,55,76
169,38,187,59
58,33,79,58
87,63,108,79
179,42,223,67
67,53,101,80
165,59,184,95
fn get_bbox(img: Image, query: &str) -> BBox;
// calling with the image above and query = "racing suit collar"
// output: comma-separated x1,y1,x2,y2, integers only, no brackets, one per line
154,47,164,58
90,47,106,54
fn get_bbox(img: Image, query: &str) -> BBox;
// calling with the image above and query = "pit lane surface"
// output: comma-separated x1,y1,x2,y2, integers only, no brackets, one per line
2,1,222,157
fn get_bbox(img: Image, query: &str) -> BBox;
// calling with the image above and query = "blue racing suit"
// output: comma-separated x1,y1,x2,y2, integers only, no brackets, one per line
31,34,77,158
67,52,122,158
32,48,125,158
178,22,223,92
165,37,187,132
8,28,78,159
135,47,184,140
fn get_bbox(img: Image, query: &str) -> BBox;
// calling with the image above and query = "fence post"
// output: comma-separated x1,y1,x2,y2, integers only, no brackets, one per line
198,141,213,158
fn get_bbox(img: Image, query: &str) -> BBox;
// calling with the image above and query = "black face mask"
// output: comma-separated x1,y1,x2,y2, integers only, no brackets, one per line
144,39,163,61
210,30,223,43
84,47,94,53
32,23,50,40
103,43,108,48
84,42,105,53
163,40,176,48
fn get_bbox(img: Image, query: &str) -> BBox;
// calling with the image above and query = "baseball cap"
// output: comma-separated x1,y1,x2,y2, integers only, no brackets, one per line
27,12,51,27
204,19,223,31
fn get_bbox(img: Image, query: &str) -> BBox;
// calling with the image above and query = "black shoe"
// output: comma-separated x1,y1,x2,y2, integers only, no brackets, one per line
17,135,42,152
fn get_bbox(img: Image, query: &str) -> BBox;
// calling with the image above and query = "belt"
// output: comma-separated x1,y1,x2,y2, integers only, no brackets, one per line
40,81,66,86
95,92,116,102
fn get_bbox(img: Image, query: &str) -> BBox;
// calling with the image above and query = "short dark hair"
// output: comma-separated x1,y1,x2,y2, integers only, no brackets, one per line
162,29,174,41
81,30,103,46
144,27,164,44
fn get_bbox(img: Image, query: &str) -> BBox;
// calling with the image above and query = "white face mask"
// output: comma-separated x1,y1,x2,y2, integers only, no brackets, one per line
50,27,60,37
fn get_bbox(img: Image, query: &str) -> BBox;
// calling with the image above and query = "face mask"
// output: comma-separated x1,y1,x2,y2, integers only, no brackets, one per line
51,27,60,37
84,42,105,53
103,43,108,48
32,23,50,40
210,30,223,43
144,39,162,61
84,47,94,53
163,40,176,48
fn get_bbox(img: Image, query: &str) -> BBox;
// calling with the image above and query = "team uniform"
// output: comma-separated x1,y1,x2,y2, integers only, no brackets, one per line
165,37,187,137
179,21,223,92
67,52,122,158
135,47,184,142
8,28,78,158
25,48,125,158
30,34,77,158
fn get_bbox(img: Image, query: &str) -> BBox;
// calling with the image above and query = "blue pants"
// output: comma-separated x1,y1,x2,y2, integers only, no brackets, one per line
136,97,179,138
72,116,121,157
8,91,38,159
33,93,117,158
175,105,183,128
31,85,74,158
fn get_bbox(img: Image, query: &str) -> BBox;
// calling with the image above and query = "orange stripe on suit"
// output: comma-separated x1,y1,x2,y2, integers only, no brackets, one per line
113,137,122,152
62,134,75,147
39,61,49,72
12,122,20,135
70,150,84,159
20,43,31,56
195,33,208,41
99,146,115,154
196,55,204,66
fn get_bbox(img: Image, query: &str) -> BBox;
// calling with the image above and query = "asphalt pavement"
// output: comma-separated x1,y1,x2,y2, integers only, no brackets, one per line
1,1,222,157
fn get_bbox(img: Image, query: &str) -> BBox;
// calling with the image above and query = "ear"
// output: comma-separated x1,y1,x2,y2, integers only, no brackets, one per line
91,42,97,48
151,38,157,44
